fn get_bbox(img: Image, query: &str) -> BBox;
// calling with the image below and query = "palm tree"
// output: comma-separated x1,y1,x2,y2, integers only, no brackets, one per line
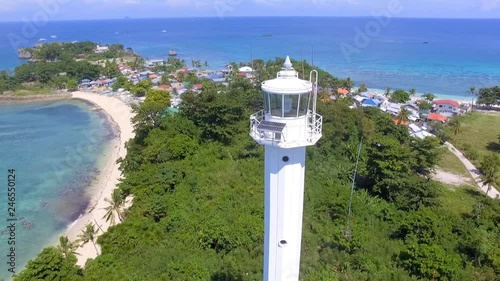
102,189,125,225
408,88,417,96
78,223,99,255
468,86,477,110
447,117,462,137
57,236,79,258
384,87,391,98
480,154,499,197
396,107,411,125
421,93,436,102
358,83,367,94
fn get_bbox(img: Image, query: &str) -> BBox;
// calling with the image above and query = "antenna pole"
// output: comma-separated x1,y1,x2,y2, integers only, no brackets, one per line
301,46,305,80
311,46,314,67
345,137,363,239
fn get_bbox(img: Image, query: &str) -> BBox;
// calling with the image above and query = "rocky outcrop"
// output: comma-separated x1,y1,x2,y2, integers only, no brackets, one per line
17,48,33,59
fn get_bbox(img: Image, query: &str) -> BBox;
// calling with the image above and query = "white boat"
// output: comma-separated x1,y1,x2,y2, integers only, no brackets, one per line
50,35,57,38
38,38,47,41
162,30,166,33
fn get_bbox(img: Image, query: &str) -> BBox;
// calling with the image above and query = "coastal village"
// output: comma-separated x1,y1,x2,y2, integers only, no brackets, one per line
71,42,470,141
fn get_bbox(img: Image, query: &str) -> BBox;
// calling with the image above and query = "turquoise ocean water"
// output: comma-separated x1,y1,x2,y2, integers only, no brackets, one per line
1,17,500,97
0,100,115,280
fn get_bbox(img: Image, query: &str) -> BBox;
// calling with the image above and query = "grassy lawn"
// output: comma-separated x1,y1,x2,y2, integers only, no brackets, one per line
452,112,500,164
437,148,472,179
437,184,482,217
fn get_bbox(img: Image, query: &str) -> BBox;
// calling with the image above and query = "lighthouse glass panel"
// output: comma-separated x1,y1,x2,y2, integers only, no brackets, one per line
283,95,299,117
269,93,283,117
298,93,311,116
263,92,270,114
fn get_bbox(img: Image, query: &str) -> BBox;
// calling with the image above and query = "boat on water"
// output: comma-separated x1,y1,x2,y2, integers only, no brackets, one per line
38,38,47,42
50,35,57,38
262,34,272,37
162,30,167,33
168,50,177,56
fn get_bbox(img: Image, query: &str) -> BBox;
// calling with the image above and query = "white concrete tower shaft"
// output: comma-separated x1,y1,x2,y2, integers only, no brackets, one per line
264,146,306,281
249,56,322,281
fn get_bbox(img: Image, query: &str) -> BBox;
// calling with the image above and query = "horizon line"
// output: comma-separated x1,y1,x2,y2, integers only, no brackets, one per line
1,15,500,23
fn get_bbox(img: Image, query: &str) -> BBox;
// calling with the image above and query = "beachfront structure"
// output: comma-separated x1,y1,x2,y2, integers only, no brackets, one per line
433,99,460,116
95,45,109,53
249,56,322,281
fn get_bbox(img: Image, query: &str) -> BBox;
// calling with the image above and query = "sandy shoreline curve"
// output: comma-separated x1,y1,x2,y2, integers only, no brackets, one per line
63,91,135,267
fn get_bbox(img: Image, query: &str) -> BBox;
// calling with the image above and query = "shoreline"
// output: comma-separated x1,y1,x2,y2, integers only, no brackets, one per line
0,93,72,104
61,91,135,266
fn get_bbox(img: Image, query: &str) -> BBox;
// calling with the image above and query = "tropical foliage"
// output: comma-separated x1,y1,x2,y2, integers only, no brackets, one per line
17,59,500,280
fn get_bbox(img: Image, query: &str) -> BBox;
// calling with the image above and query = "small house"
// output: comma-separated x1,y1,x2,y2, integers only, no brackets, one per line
433,99,460,116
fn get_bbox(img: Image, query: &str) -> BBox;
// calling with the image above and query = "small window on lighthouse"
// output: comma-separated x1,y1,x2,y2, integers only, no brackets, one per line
263,92,270,114
283,95,293,116
299,93,311,116
269,94,283,117
284,95,300,117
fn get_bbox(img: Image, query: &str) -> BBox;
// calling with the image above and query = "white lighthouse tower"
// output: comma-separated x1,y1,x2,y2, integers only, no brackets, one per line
249,56,323,281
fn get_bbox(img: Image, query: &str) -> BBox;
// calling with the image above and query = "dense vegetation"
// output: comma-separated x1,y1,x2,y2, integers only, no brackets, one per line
476,86,500,107
15,59,500,281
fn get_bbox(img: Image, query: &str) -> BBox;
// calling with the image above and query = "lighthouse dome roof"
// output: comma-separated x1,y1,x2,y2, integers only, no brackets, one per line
261,56,312,95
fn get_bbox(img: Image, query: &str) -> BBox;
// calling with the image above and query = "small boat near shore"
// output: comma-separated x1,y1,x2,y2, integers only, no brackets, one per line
168,50,177,56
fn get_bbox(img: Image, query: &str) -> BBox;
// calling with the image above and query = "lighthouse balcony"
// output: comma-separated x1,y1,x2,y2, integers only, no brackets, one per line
249,110,322,148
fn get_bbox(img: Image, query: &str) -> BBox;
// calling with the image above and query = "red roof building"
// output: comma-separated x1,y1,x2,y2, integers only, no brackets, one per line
158,84,172,91
427,113,448,122
337,88,350,96
194,84,203,90
433,99,460,108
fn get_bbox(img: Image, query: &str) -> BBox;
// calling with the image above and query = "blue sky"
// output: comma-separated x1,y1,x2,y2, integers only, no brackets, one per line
0,0,499,21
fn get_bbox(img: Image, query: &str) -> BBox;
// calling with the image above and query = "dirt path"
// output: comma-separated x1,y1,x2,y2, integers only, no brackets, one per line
444,142,500,199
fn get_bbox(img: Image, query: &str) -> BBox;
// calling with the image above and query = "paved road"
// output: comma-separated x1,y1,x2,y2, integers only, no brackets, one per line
445,142,500,199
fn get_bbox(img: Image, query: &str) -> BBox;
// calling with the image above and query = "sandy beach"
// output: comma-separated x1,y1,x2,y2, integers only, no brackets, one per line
63,91,135,266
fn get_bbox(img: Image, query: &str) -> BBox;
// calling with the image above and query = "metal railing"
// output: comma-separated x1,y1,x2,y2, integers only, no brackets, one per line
249,110,322,146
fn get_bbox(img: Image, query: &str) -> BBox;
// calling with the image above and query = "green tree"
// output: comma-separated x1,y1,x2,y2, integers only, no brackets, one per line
390,89,410,103
358,83,367,93
398,243,461,280
13,247,82,281
396,107,411,124
384,87,391,98
112,76,130,91
67,79,78,91
78,223,99,255
410,137,442,172
102,189,125,225
477,86,500,108
131,80,153,97
408,88,417,96
480,154,499,197
421,93,436,101
418,100,433,110
365,136,415,200
57,236,79,258
448,116,462,137
468,85,478,110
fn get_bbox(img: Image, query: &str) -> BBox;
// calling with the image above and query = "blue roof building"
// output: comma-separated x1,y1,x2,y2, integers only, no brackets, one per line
362,99,380,107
